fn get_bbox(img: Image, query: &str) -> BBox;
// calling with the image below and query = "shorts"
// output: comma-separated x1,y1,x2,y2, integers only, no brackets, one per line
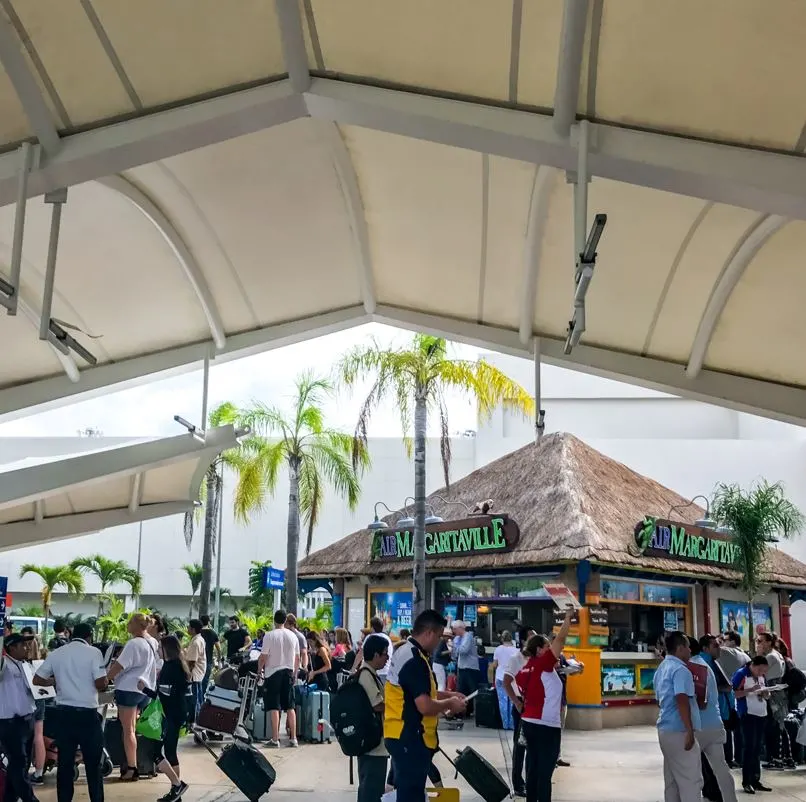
34,699,46,722
263,669,294,712
115,689,149,709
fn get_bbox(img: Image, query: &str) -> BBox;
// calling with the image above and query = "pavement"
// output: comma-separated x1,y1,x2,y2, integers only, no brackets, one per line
32,724,806,802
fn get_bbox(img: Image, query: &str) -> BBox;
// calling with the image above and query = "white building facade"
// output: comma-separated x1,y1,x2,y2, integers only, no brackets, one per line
2,356,806,654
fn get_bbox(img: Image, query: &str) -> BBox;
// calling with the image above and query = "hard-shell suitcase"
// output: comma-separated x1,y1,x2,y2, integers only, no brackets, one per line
474,687,502,729
298,686,331,743
443,745,510,802
198,686,242,734
216,741,276,802
250,698,271,742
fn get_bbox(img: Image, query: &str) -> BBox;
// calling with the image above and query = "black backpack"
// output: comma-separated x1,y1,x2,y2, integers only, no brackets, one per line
330,667,383,757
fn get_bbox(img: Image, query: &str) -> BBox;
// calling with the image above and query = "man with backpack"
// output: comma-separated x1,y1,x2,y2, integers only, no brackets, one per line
330,634,389,802
356,635,390,802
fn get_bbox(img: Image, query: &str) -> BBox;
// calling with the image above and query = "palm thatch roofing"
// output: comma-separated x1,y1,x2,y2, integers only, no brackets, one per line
299,432,806,588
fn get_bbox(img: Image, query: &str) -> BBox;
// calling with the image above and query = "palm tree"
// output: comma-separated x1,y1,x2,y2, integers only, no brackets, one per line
237,373,370,615
711,480,804,653
182,563,203,618
183,401,261,618
18,564,84,633
70,555,143,617
339,334,534,614
95,594,129,642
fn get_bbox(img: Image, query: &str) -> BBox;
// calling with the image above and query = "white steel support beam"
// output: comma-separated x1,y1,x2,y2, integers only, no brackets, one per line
519,166,556,344
7,141,33,315
0,15,60,155
275,0,311,94
371,304,806,428
128,472,142,513
319,122,376,314
0,79,303,207
553,0,589,137
0,77,804,221
0,502,192,552
686,214,788,379
304,79,806,221
0,425,238,510
97,175,227,349
0,305,368,421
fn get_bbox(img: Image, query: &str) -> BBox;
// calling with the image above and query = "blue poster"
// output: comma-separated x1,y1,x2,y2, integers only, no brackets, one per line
443,603,458,622
0,575,7,631
464,604,477,624
369,590,413,636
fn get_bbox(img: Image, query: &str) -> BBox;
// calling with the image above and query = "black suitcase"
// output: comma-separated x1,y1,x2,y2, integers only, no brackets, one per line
103,718,156,776
442,746,510,802
216,741,276,802
784,714,804,764
474,687,503,729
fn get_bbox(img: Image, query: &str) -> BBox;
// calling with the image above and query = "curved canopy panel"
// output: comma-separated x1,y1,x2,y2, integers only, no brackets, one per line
0,425,238,551
0,1,804,425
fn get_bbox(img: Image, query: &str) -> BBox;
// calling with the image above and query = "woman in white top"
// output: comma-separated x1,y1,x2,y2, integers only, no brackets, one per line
491,631,519,730
107,613,156,781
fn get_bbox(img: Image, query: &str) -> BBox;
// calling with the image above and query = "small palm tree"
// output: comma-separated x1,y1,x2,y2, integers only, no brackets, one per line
183,402,265,617
95,594,129,642
237,373,370,615
18,564,84,633
711,480,804,652
339,333,534,613
70,555,143,617
182,563,204,618
12,604,46,617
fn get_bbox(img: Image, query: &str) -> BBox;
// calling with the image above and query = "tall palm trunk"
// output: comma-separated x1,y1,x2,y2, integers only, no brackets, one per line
413,391,428,615
286,456,301,616
199,468,219,618
747,594,756,655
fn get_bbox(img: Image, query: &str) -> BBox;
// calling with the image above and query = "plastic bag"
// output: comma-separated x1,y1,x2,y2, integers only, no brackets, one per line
136,698,164,741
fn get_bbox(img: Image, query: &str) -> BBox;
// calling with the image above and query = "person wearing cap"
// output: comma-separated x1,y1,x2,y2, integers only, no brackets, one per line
451,620,480,715
0,632,39,802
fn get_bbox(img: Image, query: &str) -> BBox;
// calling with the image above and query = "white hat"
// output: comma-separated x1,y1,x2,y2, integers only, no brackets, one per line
451,620,466,630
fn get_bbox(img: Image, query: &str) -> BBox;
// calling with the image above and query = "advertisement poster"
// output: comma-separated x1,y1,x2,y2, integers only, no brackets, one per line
463,604,477,624
0,575,7,633
369,591,412,636
719,601,773,650
442,603,458,622
663,609,679,632
602,665,636,696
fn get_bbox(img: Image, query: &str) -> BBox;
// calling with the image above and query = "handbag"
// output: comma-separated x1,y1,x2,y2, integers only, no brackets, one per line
135,698,164,741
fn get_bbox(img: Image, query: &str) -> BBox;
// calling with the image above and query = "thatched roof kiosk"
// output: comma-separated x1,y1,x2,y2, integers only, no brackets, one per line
300,432,806,589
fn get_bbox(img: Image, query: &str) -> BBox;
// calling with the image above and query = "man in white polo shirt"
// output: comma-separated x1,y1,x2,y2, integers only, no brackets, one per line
34,623,108,802
258,609,300,749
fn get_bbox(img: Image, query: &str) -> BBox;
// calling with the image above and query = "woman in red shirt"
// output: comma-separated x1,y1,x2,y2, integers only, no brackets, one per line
515,608,573,802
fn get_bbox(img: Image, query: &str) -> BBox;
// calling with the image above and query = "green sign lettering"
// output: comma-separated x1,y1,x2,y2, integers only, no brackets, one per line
636,516,739,569
491,517,506,548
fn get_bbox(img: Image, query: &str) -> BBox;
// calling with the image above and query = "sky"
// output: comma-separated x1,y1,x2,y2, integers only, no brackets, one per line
0,324,484,439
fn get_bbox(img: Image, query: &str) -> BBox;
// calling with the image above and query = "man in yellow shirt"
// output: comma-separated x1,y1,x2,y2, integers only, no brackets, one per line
384,610,466,802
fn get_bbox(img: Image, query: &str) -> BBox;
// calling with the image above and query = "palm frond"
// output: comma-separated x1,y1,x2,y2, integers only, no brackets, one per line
299,455,323,558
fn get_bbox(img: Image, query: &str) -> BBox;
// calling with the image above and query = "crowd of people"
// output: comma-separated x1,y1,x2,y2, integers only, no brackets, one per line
654,628,806,800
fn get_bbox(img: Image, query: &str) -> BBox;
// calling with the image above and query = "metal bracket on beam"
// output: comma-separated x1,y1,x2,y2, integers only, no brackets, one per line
0,142,34,315
37,188,97,366
564,121,607,354
534,337,545,442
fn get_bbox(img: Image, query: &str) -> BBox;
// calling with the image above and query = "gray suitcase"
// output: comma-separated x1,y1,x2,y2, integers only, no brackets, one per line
250,698,271,742
299,687,331,744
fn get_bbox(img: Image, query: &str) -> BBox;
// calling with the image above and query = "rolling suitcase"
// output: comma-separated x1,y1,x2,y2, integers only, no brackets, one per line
216,741,276,802
250,697,271,742
474,687,503,729
103,718,156,776
441,745,510,802
299,687,331,744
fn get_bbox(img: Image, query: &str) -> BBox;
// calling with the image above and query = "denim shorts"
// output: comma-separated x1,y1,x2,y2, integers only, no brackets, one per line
114,689,148,709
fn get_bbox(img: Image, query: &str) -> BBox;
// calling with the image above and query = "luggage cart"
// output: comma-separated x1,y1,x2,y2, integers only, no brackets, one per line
194,674,256,748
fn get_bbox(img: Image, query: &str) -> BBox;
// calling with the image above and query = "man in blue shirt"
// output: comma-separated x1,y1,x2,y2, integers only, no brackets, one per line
451,621,480,715
654,631,702,802
690,637,737,802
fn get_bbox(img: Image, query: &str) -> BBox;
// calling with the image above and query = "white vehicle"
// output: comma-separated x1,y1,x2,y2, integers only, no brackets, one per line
7,615,48,635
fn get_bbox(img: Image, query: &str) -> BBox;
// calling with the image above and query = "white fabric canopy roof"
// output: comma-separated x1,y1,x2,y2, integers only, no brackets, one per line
0,1,804,424
0,425,238,551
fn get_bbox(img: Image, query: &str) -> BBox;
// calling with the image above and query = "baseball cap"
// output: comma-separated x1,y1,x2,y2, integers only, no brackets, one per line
4,632,33,649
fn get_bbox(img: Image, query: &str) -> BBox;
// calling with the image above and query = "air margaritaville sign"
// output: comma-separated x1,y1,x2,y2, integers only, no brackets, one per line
635,517,739,568
371,515,520,561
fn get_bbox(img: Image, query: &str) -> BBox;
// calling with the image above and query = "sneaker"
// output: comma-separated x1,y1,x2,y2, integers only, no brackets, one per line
157,783,189,802
30,773,44,786
267,740,280,749
288,739,299,748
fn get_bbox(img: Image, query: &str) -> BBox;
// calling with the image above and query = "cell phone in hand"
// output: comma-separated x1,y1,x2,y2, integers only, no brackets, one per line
463,690,479,702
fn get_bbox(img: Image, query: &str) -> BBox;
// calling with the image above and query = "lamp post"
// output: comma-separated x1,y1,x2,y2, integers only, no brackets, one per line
214,475,224,629
669,495,716,530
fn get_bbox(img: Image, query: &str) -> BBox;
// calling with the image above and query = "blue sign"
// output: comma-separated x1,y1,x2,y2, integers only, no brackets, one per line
263,567,285,590
464,604,477,624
